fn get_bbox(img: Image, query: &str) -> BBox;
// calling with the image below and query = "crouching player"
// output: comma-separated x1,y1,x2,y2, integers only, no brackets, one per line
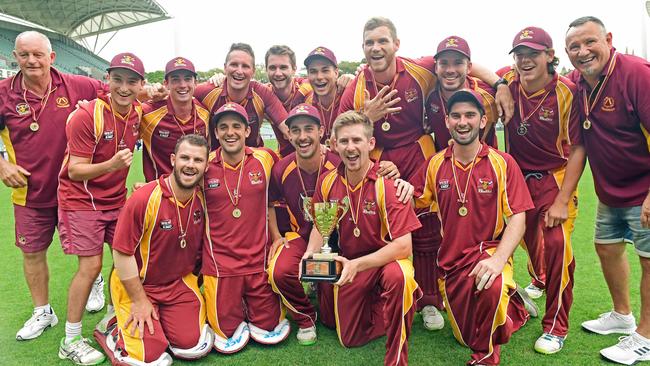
413,90,538,365
303,111,422,366
102,135,213,365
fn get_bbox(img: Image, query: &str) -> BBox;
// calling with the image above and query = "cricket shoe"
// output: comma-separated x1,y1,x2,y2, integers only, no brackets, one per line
421,305,444,330
600,333,650,365
582,311,637,335
58,336,106,365
16,307,58,340
86,274,105,313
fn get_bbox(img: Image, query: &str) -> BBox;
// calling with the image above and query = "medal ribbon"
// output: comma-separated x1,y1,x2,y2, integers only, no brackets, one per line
451,144,481,210
221,151,246,210
166,176,196,248
344,162,373,232
582,52,618,122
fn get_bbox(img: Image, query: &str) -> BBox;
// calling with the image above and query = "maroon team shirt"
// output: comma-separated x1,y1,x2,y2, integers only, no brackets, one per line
195,80,288,151
0,68,102,207
498,67,581,172
312,161,421,260
268,77,313,112
574,50,650,207
309,92,343,145
58,95,143,211
202,147,278,277
140,98,210,182
269,151,340,240
112,175,205,285
413,143,533,272
426,76,499,151
339,56,437,149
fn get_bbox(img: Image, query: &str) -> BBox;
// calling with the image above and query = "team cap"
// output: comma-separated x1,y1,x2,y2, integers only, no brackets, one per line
446,89,485,115
107,52,145,79
510,27,553,53
435,36,471,60
164,57,196,78
304,46,338,67
212,102,249,126
285,104,321,128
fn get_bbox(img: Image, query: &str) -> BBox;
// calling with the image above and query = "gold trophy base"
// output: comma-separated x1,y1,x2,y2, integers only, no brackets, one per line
302,252,341,282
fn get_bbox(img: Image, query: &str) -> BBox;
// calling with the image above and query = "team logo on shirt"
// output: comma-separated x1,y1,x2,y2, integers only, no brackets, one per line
520,29,534,39
56,97,70,108
429,103,440,114
249,171,263,185
207,178,220,189
477,178,493,194
160,219,173,230
193,209,203,224
538,107,554,122
405,88,418,103
15,103,30,116
363,200,376,215
17,234,27,245
438,179,450,190
158,130,170,138
601,96,616,112
103,130,115,140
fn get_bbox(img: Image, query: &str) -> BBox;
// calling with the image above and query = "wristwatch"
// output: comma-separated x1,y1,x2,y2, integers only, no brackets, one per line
492,77,508,89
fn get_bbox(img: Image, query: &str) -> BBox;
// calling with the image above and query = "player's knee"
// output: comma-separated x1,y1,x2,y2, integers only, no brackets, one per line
78,256,103,278
169,324,214,360
381,263,407,291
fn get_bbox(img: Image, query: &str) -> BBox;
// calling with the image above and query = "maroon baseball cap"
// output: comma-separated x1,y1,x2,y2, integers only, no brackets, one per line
510,27,553,53
285,103,321,127
212,102,249,126
446,89,485,115
304,46,338,67
107,52,145,79
164,57,196,78
435,36,471,60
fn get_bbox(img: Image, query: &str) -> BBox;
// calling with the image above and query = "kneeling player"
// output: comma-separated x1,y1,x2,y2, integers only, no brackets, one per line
414,90,538,365
202,103,289,354
303,111,422,366
107,135,213,365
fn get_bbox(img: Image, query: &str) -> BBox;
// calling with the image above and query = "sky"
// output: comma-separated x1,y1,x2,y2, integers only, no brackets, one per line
94,0,650,73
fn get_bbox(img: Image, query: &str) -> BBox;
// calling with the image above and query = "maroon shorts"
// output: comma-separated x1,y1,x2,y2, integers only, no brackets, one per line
13,205,57,253
58,208,121,256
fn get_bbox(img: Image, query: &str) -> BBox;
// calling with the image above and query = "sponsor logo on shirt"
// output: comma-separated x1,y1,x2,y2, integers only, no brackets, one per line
601,96,616,112
539,107,554,122
478,178,493,194
438,179,450,190
56,97,70,108
249,171,263,185
160,219,173,230
405,88,418,103
248,116,258,125
193,209,203,224
158,130,170,138
15,103,30,116
18,234,27,245
207,178,220,189
363,200,376,215
103,130,115,140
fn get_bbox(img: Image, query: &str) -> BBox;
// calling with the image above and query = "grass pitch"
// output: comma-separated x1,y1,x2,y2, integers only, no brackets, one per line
0,135,642,365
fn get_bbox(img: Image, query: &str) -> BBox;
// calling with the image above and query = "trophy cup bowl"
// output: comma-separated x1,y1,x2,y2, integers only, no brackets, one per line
301,198,349,282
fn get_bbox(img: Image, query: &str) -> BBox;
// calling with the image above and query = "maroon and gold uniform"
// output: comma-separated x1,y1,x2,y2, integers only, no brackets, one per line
0,69,102,252
202,147,286,339
267,77,313,156
575,51,650,208
308,92,343,145
426,77,499,150
110,176,206,362
313,161,421,366
195,80,288,152
500,67,581,337
414,143,534,365
267,151,340,329
140,98,210,182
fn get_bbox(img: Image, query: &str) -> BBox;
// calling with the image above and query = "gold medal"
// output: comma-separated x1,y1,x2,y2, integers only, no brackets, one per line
29,121,39,132
381,121,391,132
232,207,241,218
180,238,187,249
353,227,361,237
458,206,468,217
583,119,591,130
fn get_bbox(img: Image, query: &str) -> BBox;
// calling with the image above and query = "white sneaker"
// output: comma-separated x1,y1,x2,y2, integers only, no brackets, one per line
16,307,59,340
297,326,317,346
525,283,544,299
516,286,539,318
95,306,116,334
421,305,444,330
85,274,105,313
58,336,106,365
582,311,637,335
534,332,565,354
600,333,650,365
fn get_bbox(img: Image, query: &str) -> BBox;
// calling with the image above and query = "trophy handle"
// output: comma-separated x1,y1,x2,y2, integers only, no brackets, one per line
337,196,350,223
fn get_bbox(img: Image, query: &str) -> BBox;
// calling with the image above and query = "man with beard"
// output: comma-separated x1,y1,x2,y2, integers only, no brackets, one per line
413,90,537,365
303,111,421,365
202,103,289,354
195,43,289,151
57,52,145,365
498,26,585,355
105,135,213,365
565,16,650,365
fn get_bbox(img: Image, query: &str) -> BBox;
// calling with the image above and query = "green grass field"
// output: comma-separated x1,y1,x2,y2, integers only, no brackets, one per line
0,135,643,365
